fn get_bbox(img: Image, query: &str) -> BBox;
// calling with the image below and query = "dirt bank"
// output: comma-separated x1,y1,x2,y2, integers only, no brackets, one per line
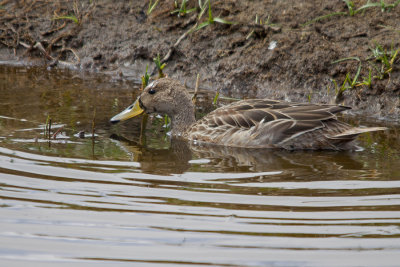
1,0,399,120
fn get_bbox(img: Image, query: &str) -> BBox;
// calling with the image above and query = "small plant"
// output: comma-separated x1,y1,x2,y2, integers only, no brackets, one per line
331,78,349,101
141,65,150,90
197,0,209,19
302,0,400,27
153,54,166,78
332,57,362,89
358,0,400,12
147,0,160,15
194,0,235,32
213,88,220,106
368,42,400,79
171,0,196,17
246,14,275,39
357,68,373,87
343,0,357,15
53,14,80,25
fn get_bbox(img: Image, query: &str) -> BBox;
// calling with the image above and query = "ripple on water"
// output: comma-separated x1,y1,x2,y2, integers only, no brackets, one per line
0,65,400,267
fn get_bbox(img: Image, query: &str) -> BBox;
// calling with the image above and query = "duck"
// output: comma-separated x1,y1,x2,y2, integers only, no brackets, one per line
110,77,386,150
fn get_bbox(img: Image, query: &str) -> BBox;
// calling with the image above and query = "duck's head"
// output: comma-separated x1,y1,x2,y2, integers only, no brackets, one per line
110,78,194,124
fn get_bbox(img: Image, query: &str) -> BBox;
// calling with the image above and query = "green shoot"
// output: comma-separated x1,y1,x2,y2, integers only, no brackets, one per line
303,0,400,27
302,12,346,27
357,68,373,87
147,0,160,15
332,57,362,93
141,65,150,90
332,57,362,88
369,42,400,78
153,54,166,78
198,0,209,19
213,88,220,106
358,0,400,12
164,115,170,127
171,0,196,17
194,0,235,32
53,15,80,25
343,0,356,15
332,77,350,101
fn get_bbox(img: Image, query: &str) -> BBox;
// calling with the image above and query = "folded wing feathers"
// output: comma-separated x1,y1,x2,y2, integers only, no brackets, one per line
209,100,349,130
189,98,386,148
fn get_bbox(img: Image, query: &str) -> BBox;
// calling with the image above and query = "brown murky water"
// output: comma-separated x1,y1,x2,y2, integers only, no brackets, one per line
1,64,400,267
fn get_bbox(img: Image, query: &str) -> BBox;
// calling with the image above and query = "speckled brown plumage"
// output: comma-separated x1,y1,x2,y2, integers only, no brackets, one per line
113,78,387,150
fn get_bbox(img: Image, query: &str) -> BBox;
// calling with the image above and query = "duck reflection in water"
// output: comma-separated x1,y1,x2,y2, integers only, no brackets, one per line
109,133,364,177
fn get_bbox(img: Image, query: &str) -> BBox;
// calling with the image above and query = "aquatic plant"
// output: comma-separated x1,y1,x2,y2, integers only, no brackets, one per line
44,115,51,139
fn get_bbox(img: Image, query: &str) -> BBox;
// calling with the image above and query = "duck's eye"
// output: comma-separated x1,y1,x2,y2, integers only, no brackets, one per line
148,89,156,95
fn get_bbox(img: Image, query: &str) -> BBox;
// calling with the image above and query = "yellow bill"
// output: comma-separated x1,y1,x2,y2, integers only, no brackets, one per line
110,98,144,124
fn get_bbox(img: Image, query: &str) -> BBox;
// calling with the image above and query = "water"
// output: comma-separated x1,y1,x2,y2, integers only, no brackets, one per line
1,64,400,267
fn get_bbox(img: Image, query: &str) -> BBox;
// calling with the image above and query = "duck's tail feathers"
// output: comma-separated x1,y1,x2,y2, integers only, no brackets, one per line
329,126,387,140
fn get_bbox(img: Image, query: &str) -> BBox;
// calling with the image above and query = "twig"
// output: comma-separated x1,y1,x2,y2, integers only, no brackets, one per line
52,125,64,139
48,118,52,142
91,108,96,158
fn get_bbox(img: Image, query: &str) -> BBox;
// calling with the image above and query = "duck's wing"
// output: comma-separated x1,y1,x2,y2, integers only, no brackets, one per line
188,99,352,148
202,99,351,129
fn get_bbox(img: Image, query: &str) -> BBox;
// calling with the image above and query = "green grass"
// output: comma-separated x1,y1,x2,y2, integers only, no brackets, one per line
193,0,235,32
153,54,166,78
171,0,197,17
147,0,160,15
357,68,373,87
368,42,399,79
141,65,150,90
53,14,80,25
213,88,220,106
303,0,400,27
358,0,400,12
332,42,399,93
246,14,276,39
332,57,362,89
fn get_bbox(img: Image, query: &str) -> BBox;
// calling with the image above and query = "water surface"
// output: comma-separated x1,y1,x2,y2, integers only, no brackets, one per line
1,64,400,267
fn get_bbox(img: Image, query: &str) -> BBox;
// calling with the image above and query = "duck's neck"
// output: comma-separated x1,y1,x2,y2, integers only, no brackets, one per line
169,101,196,137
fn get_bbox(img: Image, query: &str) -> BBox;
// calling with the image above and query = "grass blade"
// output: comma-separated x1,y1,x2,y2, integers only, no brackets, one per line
214,17,235,25
195,21,211,31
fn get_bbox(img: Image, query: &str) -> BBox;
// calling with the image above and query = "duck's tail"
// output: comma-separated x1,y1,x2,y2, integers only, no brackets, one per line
326,126,387,150
329,126,387,140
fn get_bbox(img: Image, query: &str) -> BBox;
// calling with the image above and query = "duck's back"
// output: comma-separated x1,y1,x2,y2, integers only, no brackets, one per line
184,99,384,150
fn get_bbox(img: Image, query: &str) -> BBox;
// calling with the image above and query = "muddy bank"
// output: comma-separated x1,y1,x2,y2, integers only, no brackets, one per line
1,0,399,120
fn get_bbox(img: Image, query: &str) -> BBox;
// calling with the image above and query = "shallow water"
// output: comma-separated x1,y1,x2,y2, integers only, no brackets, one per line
1,64,400,267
